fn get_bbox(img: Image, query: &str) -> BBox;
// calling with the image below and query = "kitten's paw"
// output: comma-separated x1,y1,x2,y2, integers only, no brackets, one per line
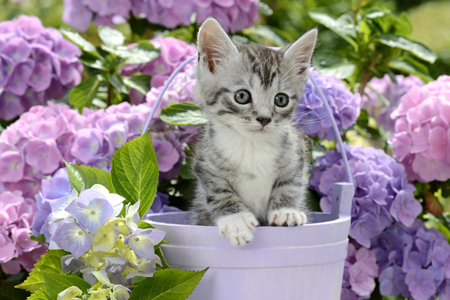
268,208,307,226
216,212,258,246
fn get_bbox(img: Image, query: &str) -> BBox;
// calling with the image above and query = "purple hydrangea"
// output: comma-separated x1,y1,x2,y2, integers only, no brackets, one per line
121,36,197,104
373,220,450,300
63,0,259,33
295,69,361,141
311,145,421,248
0,190,48,275
0,15,83,121
362,74,424,132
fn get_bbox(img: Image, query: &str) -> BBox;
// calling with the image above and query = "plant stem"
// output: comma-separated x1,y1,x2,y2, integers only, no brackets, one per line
359,52,379,95
107,83,112,106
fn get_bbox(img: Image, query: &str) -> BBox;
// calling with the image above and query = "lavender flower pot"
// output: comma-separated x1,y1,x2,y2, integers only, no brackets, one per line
147,183,354,300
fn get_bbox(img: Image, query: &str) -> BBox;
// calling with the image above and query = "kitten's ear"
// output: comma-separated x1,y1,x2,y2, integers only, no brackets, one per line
197,18,238,73
283,29,317,74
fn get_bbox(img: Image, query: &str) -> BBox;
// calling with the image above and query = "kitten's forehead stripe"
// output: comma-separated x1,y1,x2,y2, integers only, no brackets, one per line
208,87,231,106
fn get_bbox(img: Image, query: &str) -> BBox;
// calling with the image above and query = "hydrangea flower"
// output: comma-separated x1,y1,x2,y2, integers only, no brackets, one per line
295,69,361,141
0,15,83,120
0,99,195,199
389,75,450,182
362,74,424,132
57,283,130,300
63,0,259,33
31,168,178,242
311,145,421,248
47,185,166,285
121,37,197,104
0,190,47,275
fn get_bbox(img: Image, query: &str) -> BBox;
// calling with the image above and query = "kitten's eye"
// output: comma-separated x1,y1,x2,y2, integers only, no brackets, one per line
274,93,289,107
234,90,251,104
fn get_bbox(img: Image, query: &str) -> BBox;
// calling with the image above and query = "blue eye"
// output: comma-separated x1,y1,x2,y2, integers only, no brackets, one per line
274,93,289,107
234,90,251,104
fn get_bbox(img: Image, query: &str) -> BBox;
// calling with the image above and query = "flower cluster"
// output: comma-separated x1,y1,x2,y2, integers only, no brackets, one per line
311,145,422,249
0,15,83,120
295,69,361,141
373,220,450,300
341,241,378,299
390,75,450,182
362,74,424,132
0,100,194,199
57,284,130,300
121,36,197,104
0,190,48,275
31,168,178,240
63,0,259,33
47,184,165,286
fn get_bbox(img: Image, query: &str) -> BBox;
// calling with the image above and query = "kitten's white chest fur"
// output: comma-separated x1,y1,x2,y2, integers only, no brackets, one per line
214,124,280,220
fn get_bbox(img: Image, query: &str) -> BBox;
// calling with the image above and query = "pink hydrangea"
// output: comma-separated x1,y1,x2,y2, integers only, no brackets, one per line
121,37,197,104
389,75,450,182
63,0,259,33
0,15,83,121
0,190,47,274
362,74,424,132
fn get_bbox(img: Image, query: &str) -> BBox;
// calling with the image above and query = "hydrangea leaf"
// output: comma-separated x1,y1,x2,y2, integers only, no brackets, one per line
243,26,287,47
65,163,114,194
60,28,100,58
26,288,50,300
389,58,433,83
16,250,65,293
0,281,31,300
41,271,90,300
107,73,129,94
378,34,437,63
69,75,103,112
315,62,356,80
258,2,273,16
308,12,358,49
128,268,207,300
98,26,125,47
119,41,159,65
111,134,159,218
123,73,152,95
160,103,207,126
180,157,196,180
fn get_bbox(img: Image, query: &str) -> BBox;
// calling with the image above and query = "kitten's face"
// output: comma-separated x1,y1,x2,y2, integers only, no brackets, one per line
195,18,317,138
197,45,307,136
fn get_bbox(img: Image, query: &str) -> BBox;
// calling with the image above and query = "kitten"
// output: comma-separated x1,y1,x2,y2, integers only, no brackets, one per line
190,18,317,246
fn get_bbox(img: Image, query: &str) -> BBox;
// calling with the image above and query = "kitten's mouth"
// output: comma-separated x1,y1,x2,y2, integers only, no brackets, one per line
250,128,268,133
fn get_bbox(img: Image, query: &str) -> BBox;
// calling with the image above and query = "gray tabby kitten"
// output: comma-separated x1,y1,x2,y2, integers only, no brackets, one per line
190,18,317,246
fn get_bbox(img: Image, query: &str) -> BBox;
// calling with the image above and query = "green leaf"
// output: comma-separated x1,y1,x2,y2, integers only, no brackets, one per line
60,28,100,58
258,2,273,16
123,73,152,95
180,157,195,180
28,234,46,243
0,281,30,300
107,74,129,94
308,12,358,49
120,41,159,65
27,288,50,300
378,34,437,63
315,62,356,80
424,213,450,243
243,26,287,47
41,272,90,300
65,162,114,194
16,250,66,293
69,75,103,111
138,221,155,229
155,247,170,270
160,103,207,126
129,268,207,300
389,58,433,83
98,26,125,47
111,134,159,217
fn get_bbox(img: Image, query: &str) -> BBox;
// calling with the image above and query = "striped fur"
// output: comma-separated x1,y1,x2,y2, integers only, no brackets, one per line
190,18,317,245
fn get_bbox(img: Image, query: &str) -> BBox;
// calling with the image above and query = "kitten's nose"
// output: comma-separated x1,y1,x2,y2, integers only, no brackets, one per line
256,117,272,127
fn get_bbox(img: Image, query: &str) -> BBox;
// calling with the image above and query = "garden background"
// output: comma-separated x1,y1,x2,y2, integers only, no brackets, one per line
1,0,450,299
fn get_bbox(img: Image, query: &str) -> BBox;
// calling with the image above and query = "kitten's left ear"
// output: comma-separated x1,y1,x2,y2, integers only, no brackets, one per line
197,18,238,73
283,29,317,74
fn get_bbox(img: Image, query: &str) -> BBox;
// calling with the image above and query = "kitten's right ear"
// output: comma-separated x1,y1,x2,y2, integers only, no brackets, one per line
197,18,238,73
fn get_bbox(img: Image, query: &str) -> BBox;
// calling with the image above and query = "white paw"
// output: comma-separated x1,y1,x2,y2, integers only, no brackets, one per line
216,212,258,246
268,208,307,226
